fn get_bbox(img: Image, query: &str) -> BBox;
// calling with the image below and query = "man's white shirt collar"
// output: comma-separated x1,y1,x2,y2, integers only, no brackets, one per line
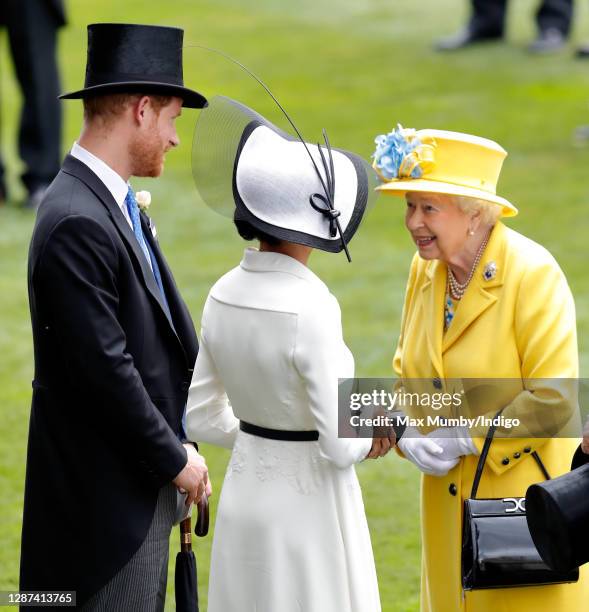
70,142,131,227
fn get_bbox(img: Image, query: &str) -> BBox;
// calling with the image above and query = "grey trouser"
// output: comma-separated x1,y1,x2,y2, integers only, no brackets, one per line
81,483,187,612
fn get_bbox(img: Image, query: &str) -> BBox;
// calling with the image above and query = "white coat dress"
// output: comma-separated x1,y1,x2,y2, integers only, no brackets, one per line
186,248,380,612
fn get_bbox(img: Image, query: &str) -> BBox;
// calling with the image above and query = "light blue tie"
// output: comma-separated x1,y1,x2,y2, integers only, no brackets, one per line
125,187,152,265
124,187,171,317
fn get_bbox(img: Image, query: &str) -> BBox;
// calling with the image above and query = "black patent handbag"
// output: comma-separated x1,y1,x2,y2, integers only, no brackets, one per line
461,411,579,590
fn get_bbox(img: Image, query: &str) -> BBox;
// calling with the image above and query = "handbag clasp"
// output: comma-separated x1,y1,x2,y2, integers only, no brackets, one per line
503,497,526,513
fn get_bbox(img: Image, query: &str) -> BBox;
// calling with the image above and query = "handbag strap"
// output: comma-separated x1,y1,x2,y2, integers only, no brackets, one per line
531,450,551,480
470,409,503,499
470,409,551,499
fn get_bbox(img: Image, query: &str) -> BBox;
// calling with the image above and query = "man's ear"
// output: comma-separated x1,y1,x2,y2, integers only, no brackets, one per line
132,96,152,126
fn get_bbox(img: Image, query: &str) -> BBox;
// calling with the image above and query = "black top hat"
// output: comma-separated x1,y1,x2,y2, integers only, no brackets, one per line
525,444,589,573
60,23,207,108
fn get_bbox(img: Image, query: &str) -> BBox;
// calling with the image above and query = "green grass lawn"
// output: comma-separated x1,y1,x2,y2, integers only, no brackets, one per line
1,1,589,609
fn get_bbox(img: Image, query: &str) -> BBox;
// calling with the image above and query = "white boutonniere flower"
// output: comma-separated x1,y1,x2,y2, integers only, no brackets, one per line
135,190,152,212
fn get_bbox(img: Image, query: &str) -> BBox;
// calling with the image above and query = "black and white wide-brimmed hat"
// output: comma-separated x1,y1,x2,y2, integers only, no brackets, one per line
191,96,379,258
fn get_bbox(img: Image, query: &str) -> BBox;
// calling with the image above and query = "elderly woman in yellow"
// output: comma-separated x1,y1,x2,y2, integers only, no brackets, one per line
372,128,587,611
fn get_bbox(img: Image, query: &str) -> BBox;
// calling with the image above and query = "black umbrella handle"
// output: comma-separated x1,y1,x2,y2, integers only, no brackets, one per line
195,495,209,537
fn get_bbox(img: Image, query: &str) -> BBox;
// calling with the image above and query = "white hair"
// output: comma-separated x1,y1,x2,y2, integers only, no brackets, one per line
454,196,502,225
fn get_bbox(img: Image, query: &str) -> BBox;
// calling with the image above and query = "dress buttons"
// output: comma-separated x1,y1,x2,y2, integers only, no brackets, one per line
513,452,521,459
523,447,532,453
449,483,457,496
180,381,190,392
433,377,442,390
502,457,510,465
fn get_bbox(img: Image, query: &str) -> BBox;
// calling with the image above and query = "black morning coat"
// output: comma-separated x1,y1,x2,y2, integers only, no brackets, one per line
19,155,199,607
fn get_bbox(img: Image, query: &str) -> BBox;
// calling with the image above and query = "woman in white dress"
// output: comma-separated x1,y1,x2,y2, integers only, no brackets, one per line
186,96,389,612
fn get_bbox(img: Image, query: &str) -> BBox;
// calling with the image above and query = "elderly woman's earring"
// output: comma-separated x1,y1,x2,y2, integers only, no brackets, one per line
469,230,475,236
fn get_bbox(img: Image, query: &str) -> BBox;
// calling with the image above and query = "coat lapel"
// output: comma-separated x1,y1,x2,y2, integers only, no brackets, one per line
421,258,446,377
140,212,198,363
442,222,506,354
61,156,183,350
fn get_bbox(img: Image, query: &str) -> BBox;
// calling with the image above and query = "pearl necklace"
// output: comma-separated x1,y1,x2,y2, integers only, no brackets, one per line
447,232,490,300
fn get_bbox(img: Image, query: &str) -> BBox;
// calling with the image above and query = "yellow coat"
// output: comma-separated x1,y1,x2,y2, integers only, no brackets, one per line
393,222,587,612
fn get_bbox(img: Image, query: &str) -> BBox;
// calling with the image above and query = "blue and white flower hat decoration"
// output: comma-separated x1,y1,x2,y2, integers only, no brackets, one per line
371,125,518,217
372,124,436,181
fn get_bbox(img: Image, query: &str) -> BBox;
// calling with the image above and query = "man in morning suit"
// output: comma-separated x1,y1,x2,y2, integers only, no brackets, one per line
20,23,210,611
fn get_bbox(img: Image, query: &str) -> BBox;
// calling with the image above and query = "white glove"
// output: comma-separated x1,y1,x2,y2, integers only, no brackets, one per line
426,426,478,463
398,427,460,476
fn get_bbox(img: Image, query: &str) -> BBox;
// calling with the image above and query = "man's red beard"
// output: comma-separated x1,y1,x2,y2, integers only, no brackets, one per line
129,130,167,178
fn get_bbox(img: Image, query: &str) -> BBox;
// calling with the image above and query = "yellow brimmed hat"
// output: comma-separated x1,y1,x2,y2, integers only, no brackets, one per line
372,127,518,217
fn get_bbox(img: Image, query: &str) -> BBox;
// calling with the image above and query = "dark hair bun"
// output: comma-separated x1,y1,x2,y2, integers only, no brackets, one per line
234,219,282,246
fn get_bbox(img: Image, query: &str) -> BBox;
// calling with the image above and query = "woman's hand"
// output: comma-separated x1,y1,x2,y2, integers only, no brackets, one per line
426,426,478,462
366,432,396,459
398,427,459,476
365,409,397,459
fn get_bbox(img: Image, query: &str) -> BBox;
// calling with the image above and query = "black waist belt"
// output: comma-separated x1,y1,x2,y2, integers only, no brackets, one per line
239,420,319,442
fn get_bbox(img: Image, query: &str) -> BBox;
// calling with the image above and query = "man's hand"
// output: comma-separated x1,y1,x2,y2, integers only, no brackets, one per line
173,444,210,506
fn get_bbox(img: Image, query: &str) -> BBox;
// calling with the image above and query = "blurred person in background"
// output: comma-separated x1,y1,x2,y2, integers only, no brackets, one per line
0,0,65,209
575,38,589,56
435,0,572,53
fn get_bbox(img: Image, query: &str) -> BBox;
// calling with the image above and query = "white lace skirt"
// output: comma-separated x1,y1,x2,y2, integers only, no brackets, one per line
206,430,381,612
